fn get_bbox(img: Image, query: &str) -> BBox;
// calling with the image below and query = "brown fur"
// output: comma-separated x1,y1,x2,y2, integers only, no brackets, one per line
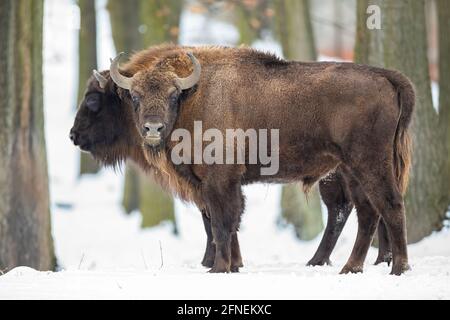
119,45,414,274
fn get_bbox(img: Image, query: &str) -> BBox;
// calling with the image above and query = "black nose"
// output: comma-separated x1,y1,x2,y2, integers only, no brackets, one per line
143,122,165,134
70,130,78,144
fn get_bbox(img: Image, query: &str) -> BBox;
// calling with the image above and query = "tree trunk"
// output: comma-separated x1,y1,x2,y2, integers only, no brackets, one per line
78,0,101,175
0,0,55,271
437,0,450,211
122,163,141,214
236,4,259,45
280,184,323,241
107,0,142,52
384,0,447,242
139,174,176,234
108,0,177,230
354,0,384,66
139,0,182,46
355,0,449,242
274,0,316,61
234,0,271,45
273,0,323,240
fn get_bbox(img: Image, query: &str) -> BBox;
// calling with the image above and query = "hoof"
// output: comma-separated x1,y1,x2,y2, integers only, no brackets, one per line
201,258,214,268
307,257,332,267
232,260,244,268
230,259,243,272
230,265,240,273
390,262,411,275
208,266,230,273
374,252,392,266
340,264,363,274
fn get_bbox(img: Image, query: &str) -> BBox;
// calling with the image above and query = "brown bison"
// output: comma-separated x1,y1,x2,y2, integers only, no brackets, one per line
107,45,414,275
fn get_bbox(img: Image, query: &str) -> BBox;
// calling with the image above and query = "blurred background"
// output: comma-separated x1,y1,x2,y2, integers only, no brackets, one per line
0,0,448,273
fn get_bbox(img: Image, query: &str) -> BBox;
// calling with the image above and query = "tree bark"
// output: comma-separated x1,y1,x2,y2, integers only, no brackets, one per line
78,0,101,175
437,0,450,210
280,184,323,241
354,0,384,66
384,0,447,242
139,0,182,46
108,0,177,229
273,0,323,240
121,163,141,214
274,0,316,61
236,4,259,45
107,0,142,52
0,0,55,271
355,0,449,242
234,0,272,45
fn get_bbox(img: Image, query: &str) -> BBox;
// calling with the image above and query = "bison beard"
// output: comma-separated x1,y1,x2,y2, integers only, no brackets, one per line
71,45,413,275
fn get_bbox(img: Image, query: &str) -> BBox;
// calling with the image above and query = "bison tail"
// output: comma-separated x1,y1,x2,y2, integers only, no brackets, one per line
386,70,415,195
394,126,412,195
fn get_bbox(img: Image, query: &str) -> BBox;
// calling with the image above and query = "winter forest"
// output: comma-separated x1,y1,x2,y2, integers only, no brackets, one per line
0,0,449,300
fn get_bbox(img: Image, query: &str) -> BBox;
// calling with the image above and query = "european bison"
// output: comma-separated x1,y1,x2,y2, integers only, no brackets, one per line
107,46,413,274
70,45,400,273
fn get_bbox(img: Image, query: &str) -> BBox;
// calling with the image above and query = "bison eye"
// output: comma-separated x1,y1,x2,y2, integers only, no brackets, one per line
86,95,100,112
131,94,140,111
169,92,179,106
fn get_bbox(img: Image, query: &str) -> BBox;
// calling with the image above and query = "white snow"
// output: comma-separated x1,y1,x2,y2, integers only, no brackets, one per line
0,0,449,300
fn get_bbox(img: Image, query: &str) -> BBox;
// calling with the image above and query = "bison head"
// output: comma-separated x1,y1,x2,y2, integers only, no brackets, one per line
70,70,138,165
109,52,201,149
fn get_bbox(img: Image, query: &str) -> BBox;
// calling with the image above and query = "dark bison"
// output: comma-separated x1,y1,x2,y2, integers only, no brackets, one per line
107,46,414,275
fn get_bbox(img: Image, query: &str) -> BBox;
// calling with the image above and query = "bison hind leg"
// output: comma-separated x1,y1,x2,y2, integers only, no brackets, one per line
340,178,380,275
374,219,393,266
308,170,353,267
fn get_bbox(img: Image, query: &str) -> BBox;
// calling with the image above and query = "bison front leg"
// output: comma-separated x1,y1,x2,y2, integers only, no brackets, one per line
230,233,243,272
202,175,244,273
201,210,216,268
201,209,244,271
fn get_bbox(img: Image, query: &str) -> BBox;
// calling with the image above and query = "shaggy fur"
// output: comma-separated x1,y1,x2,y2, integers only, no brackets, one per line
114,45,414,274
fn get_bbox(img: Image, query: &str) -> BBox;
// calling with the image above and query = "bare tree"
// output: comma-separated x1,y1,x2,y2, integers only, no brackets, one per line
78,0,101,175
355,0,449,242
0,0,55,271
139,0,182,45
437,0,450,211
274,0,316,61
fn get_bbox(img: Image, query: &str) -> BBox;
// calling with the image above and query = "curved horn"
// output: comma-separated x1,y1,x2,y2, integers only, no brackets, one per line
109,52,132,90
93,70,107,89
176,52,201,90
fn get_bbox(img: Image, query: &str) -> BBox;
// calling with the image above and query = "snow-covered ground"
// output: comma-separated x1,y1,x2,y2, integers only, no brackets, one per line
0,0,449,300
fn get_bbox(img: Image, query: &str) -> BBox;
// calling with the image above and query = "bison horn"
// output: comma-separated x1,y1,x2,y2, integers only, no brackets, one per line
93,70,107,89
109,52,133,90
176,52,201,90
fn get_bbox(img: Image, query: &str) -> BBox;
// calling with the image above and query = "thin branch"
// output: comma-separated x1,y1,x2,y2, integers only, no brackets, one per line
141,249,148,270
78,253,85,270
159,240,164,269
311,15,355,37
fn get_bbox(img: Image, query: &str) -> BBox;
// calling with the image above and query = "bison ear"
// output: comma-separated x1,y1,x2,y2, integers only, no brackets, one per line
93,70,108,89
